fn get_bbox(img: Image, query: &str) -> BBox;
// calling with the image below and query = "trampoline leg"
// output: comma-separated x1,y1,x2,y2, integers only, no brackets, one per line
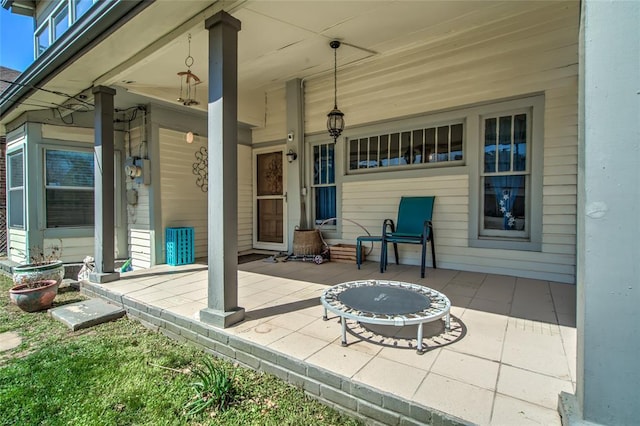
323,307,328,321
445,312,451,331
417,322,424,353
340,316,347,346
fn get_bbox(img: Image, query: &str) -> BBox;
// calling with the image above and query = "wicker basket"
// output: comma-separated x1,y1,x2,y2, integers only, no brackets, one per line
292,229,323,255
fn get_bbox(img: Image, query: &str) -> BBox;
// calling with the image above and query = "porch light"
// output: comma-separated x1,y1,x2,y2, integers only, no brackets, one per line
286,149,298,163
327,40,344,142
177,33,201,107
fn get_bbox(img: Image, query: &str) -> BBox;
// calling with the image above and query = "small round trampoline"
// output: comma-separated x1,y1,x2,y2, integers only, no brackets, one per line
321,280,451,353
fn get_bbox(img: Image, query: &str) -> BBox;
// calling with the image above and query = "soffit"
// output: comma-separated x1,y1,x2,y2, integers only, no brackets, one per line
1,0,565,129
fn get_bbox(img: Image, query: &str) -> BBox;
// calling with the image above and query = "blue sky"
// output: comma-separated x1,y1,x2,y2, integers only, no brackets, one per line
0,7,34,72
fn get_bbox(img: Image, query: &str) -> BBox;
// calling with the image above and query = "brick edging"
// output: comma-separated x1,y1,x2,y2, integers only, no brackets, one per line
81,281,471,426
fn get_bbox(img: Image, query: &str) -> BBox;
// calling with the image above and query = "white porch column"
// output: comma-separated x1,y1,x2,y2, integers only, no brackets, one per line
199,11,244,328
90,85,119,284
560,1,640,424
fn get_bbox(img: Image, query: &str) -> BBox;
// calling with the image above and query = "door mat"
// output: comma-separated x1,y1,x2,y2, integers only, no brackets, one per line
238,253,272,264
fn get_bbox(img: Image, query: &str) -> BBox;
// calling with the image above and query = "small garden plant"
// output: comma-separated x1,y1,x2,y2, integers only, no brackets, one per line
184,357,237,416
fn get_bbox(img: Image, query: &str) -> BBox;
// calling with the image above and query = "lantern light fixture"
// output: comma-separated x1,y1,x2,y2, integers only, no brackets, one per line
177,33,201,107
327,40,344,142
286,149,298,163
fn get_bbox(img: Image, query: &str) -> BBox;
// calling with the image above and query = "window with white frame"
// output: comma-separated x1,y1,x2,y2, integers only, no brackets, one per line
466,95,543,251
34,0,97,59
480,111,530,238
45,149,94,227
312,142,336,226
7,151,25,228
74,0,94,20
348,122,463,172
52,3,69,40
35,22,50,57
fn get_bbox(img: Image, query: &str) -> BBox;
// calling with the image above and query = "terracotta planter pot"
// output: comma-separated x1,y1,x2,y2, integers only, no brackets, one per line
9,279,60,312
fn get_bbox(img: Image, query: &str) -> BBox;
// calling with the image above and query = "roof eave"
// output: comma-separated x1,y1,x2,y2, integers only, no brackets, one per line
1,0,36,17
0,0,153,126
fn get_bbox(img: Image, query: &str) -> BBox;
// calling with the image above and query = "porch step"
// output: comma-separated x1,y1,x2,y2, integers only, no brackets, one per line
49,298,126,331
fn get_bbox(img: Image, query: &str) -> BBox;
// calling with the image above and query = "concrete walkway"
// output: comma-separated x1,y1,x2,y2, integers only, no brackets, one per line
82,259,576,425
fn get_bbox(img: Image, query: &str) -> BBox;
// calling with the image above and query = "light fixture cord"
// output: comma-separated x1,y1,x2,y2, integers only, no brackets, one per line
333,46,338,109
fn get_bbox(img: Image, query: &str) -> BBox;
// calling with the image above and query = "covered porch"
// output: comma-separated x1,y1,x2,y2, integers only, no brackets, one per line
81,258,576,425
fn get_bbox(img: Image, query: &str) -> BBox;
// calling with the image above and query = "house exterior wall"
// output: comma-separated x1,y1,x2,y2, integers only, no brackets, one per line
159,128,208,259
5,121,127,264
125,125,154,269
6,127,28,263
156,128,254,261
297,1,578,282
0,136,7,255
237,143,253,252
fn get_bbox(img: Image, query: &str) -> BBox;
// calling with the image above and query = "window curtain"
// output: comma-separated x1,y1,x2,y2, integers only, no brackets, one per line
491,175,523,230
315,186,336,222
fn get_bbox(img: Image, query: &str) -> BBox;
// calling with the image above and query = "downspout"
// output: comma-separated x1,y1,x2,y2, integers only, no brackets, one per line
298,78,307,229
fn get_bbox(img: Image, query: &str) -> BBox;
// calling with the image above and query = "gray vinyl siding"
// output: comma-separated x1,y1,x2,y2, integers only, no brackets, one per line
157,128,254,263
127,125,153,269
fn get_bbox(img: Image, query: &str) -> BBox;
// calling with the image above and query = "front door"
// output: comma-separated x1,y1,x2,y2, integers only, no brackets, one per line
253,147,287,251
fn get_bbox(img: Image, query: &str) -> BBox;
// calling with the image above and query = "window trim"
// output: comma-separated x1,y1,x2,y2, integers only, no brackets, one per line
7,149,25,230
346,120,466,175
311,141,337,230
43,146,95,230
34,20,50,58
468,95,544,252
479,108,531,239
52,2,70,41
305,134,342,239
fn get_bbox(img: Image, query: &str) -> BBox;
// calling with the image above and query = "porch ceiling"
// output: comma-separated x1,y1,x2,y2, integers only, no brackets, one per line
1,0,558,129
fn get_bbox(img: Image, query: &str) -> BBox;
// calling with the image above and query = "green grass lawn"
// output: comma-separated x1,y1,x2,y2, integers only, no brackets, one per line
0,275,360,426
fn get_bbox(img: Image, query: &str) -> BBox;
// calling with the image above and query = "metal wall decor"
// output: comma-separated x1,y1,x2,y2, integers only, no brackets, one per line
192,146,208,192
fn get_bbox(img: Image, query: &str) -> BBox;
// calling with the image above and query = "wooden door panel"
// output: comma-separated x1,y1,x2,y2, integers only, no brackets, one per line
258,199,283,243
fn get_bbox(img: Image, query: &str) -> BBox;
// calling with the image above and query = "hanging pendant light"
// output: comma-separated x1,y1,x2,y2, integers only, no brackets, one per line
177,33,201,106
327,40,344,142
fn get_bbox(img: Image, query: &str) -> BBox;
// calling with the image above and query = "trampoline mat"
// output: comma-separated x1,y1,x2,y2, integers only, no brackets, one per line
337,285,431,315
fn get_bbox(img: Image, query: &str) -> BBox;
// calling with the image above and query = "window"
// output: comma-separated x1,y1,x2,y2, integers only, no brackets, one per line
468,95,543,251
35,23,50,57
45,149,94,227
53,3,69,40
8,151,24,228
348,122,463,172
34,0,97,58
312,142,336,226
481,112,529,238
74,0,94,20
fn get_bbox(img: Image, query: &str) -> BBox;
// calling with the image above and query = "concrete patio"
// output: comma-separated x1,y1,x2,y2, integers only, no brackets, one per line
81,257,576,425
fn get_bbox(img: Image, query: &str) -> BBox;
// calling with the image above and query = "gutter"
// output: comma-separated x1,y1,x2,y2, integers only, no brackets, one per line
0,0,154,122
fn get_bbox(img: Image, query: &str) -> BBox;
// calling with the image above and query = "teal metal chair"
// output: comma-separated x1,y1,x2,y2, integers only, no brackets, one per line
356,235,384,272
381,196,436,278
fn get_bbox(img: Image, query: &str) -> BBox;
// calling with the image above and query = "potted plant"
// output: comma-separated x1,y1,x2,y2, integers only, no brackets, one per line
9,279,60,312
9,243,65,312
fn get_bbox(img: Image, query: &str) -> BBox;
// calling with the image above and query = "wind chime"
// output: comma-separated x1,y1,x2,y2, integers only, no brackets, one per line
177,33,200,106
